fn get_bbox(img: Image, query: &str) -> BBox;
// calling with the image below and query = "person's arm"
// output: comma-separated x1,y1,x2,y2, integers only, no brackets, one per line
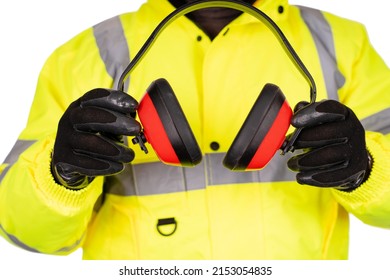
288,20,390,228
331,24,390,227
0,27,115,255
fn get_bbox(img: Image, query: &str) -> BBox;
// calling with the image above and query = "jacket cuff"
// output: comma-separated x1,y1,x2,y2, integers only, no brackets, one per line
34,136,103,215
332,132,390,211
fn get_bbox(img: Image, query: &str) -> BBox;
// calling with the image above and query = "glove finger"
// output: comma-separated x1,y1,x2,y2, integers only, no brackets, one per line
292,121,348,149
70,132,135,163
293,101,309,113
71,107,141,136
80,88,138,115
287,143,351,171
295,165,367,189
291,100,347,128
53,132,134,178
55,157,125,177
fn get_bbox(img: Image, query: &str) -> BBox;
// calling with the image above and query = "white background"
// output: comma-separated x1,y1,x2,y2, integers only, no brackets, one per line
0,0,389,270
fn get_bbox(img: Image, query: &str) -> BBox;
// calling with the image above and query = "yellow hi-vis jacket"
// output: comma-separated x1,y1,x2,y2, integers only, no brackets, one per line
1,0,390,260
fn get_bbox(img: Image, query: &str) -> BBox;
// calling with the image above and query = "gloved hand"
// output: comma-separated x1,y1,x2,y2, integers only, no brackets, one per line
52,88,141,189
287,100,372,191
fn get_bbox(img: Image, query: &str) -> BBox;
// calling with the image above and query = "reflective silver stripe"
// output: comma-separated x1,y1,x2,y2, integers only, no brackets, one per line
2,140,35,164
0,224,39,253
0,139,84,253
361,108,390,134
105,152,296,196
298,6,345,101
105,160,206,196
0,140,36,183
206,153,295,185
0,223,83,254
54,235,84,254
93,16,130,91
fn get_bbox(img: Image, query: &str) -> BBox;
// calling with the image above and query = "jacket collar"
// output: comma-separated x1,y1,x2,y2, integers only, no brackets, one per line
146,0,290,23
141,0,291,40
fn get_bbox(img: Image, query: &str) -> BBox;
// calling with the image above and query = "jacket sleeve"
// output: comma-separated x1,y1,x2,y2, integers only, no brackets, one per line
0,26,113,255
330,20,390,228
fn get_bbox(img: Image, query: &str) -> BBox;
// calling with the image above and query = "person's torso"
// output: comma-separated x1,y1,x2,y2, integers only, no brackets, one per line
82,0,349,259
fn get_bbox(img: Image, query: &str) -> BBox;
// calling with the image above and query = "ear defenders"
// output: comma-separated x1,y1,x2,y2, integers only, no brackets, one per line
118,0,317,171
135,78,202,167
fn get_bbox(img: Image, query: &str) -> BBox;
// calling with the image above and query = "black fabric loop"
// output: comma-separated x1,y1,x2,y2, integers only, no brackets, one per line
156,218,178,237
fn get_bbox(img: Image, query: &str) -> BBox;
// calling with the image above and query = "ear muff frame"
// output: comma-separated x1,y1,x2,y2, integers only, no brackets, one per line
117,0,317,169
223,83,293,170
137,78,202,167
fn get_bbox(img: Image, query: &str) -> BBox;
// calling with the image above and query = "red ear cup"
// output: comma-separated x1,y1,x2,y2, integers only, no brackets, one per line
137,78,202,167
223,83,293,171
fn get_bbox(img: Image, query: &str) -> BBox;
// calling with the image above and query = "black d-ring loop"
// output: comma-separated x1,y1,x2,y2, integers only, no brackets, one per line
156,217,177,236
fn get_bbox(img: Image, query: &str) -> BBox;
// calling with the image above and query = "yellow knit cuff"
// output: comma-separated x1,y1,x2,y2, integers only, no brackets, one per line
332,132,390,210
34,136,103,216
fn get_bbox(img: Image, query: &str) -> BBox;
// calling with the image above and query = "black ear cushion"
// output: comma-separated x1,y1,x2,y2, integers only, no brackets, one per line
145,78,202,166
223,83,290,170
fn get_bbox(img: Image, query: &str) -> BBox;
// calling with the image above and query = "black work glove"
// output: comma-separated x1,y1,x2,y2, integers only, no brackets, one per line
52,88,141,189
287,100,372,191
